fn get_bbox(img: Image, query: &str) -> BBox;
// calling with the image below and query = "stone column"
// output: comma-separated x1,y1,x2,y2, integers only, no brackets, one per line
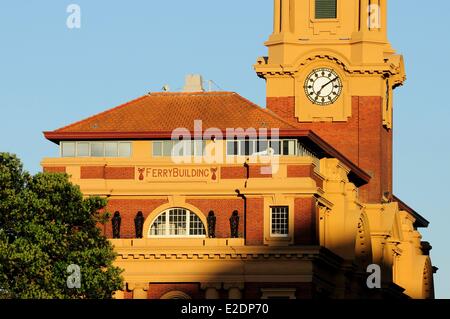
113,290,125,299
128,282,149,300
280,0,290,33
380,0,387,34
228,288,242,300
274,0,281,34
205,288,220,299
201,283,222,299
133,288,148,300
360,0,370,31
224,283,244,300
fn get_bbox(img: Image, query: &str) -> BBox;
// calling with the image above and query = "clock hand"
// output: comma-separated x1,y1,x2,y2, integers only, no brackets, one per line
315,77,339,97
321,77,339,90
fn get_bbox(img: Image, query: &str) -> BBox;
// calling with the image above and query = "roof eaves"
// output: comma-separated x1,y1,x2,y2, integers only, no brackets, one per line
393,195,429,228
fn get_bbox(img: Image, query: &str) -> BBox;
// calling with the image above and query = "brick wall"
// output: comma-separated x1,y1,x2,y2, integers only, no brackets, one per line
187,199,245,238
221,165,273,179
123,291,133,299
103,196,317,245
105,167,135,179
294,197,318,245
141,283,315,299
102,197,267,241
246,198,265,245
102,199,168,238
287,164,324,188
267,96,391,203
43,167,66,173
187,198,264,244
266,96,297,121
221,166,246,179
80,166,105,179
80,166,135,180
147,283,202,299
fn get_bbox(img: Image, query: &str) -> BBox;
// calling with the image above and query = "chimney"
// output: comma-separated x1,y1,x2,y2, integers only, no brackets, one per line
182,74,204,92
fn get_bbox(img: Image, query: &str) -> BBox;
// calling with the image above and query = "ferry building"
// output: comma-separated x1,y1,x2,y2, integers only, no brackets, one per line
42,0,435,299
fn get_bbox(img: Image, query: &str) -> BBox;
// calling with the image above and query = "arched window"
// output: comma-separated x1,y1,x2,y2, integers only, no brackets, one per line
160,291,191,300
149,208,206,238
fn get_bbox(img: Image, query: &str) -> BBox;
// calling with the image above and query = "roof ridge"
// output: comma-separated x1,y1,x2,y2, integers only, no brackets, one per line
55,95,149,132
233,94,299,129
149,91,234,96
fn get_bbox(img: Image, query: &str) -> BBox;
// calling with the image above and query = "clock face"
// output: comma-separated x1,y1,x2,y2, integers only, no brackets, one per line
304,68,343,106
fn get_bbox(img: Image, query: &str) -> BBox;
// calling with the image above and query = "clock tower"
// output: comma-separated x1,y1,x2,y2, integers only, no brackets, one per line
255,0,406,203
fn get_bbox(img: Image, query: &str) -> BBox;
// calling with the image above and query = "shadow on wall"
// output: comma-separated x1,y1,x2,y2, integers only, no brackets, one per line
105,198,428,300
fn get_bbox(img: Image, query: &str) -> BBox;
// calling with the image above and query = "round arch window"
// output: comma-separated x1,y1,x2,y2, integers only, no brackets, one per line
149,208,206,238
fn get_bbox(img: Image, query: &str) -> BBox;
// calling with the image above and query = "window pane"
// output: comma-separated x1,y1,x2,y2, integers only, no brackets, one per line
182,140,192,157
170,140,185,157
271,207,289,236
153,141,163,157
61,142,75,157
105,142,118,157
257,140,268,153
282,140,297,156
288,140,296,155
168,208,187,236
270,140,281,155
315,0,337,19
227,141,238,156
118,142,132,157
247,140,254,156
150,208,206,237
194,140,204,157
76,142,89,157
150,213,166,236
189,213,206,236
239,140,250,156
91,143,104,157
283,140,290,156
163,141,173,156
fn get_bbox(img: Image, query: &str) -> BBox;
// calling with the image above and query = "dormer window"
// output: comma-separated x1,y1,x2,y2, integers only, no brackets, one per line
315,0,337,19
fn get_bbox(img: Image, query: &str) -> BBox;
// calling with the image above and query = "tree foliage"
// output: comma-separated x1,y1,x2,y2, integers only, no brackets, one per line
0,153,123,299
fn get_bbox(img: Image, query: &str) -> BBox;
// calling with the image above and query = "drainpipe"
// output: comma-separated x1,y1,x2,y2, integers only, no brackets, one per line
235,160,250,242
235,189,247,243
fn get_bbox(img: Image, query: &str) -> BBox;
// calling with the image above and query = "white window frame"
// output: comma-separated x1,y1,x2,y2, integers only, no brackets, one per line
270,206,289,238
149,208,206,238
118,142,132,157
225,139,298,157
60,141,132,158
60,142,76,157
105,142,119,157
152,140,207,157
76,142,90,157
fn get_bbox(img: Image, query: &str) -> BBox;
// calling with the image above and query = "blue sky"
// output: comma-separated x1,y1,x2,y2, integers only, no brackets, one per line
0,1,449,298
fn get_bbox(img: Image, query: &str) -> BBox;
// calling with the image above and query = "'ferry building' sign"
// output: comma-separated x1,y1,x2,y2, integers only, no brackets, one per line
137,167,219,182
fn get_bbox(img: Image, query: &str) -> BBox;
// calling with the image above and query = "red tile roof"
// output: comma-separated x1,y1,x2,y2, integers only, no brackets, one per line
43,91,371,186
47,92,297,135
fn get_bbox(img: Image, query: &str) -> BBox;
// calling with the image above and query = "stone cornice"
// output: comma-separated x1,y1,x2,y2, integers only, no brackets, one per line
255,53,404,79
112,244,343,269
